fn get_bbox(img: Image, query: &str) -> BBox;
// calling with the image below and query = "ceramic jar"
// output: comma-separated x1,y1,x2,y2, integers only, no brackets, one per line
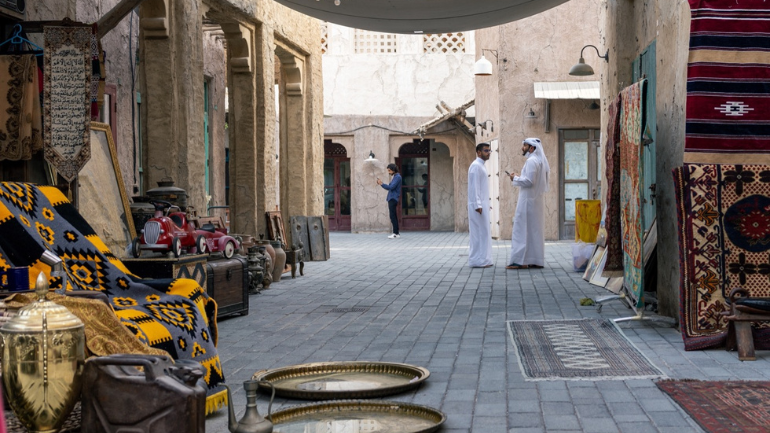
270,240,286,283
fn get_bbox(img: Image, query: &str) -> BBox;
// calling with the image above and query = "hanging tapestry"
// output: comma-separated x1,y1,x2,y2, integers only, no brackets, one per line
603,95,623,274
0,54,42,161
0,182,227,413
685,0,770,164
620,80,646,309
673,163,770,350
43,26,92,182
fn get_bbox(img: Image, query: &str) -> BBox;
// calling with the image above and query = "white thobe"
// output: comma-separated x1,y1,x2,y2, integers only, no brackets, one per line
468,157,493,267
509,152,546,267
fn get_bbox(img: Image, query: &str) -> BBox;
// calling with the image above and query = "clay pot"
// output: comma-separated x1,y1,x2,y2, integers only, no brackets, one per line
257,241,275,276
270,240,286,283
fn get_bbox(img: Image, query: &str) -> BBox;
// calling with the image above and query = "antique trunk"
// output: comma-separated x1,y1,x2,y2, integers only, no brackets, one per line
206,257,249,318
122,254,208,288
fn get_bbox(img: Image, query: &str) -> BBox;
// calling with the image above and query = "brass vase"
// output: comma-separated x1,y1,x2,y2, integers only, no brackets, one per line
1,273,85,433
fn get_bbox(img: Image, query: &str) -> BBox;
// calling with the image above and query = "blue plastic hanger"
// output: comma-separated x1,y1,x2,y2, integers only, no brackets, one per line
0,24,43,56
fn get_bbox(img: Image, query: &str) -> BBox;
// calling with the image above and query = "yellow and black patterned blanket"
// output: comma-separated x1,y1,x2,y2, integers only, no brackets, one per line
0,182,226,413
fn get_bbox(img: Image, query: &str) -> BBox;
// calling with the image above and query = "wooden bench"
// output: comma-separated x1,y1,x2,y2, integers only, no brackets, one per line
722,287,770,361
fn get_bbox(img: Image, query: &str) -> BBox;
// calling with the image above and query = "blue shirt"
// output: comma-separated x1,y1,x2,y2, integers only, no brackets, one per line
380,173,402,202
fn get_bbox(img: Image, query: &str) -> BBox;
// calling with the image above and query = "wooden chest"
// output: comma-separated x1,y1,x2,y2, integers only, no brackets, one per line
122,255,208,288
206,257,249,319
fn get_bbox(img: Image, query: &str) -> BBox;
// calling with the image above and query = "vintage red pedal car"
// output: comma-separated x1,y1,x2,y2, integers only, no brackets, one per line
132,200,240,259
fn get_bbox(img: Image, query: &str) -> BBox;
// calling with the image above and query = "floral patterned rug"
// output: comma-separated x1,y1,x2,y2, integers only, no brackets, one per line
673,163,770,350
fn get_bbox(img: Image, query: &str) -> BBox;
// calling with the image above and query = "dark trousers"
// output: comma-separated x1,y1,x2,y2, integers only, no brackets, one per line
388,199,399,234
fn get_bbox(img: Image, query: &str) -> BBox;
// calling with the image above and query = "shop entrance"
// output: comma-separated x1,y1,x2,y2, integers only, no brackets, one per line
323,141,351,231
396,140,430,231
559,129,601,239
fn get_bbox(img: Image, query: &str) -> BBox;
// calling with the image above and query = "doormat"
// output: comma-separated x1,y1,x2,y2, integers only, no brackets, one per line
507,319,665,380
657,380,770,433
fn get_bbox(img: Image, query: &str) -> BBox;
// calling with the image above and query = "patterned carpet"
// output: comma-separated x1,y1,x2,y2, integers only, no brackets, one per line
657,380,770,433
673,163,770,350
507,319,664,380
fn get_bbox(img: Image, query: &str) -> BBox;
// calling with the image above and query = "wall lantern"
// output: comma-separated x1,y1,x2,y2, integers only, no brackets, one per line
569,45,609,76
525,108,537,119
364,150,377,163
474,49,498,76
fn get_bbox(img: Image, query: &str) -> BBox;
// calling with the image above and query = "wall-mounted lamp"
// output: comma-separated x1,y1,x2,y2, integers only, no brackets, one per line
475,120,494,134
474,49,498,76
587,101,600,110
569,45,609,76
524,107,537,119
364,150,377,162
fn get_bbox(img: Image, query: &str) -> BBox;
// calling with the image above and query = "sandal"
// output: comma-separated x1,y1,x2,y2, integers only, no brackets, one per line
506,264,527,270
528,265,544,269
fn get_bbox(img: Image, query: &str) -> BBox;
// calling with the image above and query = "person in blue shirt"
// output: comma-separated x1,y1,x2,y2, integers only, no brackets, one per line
377,163,402,239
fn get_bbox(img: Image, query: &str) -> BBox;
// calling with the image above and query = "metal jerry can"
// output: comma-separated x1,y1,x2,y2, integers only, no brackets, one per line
81,354,206,433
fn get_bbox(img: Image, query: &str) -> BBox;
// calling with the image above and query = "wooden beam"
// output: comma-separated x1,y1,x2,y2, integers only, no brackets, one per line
97,0,147,39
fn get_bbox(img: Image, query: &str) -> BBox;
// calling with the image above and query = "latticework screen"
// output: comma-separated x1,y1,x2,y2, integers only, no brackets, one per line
320,22,328,54
423,33,465,53
355,29,398,53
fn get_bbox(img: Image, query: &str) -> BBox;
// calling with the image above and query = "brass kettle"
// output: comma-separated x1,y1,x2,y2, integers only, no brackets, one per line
226,379,275,433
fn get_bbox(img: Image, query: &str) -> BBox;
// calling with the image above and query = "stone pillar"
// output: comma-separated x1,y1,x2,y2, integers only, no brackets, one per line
277,49,308,246
254,25,278,238
140,0,205,210
222,22,259,235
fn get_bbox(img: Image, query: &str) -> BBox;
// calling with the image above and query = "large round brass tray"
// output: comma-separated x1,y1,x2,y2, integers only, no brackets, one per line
252,361,430,400
271,400,446,433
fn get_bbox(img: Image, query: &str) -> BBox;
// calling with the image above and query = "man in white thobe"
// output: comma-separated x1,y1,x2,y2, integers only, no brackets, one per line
507,138,550,269
467,142,493,268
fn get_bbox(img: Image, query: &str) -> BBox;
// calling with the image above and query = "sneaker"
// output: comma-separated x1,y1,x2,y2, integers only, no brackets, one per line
388,234,401,239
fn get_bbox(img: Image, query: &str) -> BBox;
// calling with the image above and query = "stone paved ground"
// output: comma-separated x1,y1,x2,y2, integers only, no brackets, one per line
206,232,770,433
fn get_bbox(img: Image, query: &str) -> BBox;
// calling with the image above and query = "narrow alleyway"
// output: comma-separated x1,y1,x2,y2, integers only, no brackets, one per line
206,232,770,433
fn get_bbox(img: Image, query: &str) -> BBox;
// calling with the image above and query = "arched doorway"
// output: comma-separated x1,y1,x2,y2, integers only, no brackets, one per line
324,140,351,231
397,140,430,230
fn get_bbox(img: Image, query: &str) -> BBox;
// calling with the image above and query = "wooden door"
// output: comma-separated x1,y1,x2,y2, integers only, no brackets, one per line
633,41,657,234
397,140,430,231
324,141,351,231
559,129,602,239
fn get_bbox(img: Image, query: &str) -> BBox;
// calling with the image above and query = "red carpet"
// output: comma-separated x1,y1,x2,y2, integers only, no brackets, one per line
657,380,770,433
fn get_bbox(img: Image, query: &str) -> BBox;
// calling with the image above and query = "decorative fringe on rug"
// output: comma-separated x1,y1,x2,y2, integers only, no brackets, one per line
206,389,228,416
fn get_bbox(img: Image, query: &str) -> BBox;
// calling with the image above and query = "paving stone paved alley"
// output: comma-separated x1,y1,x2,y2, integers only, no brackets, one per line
206,232,770,433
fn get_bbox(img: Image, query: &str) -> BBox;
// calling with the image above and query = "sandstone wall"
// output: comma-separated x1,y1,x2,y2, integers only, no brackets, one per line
476,0,603,241
323,25,476,117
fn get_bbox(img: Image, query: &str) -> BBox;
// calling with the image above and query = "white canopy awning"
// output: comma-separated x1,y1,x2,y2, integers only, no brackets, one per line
534,81,601,100
273,0,570,34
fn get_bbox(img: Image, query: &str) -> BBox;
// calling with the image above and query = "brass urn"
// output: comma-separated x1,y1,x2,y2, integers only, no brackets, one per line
1,273,85,433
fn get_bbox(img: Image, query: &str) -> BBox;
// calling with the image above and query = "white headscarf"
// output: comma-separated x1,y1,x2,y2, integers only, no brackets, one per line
524,137,550,193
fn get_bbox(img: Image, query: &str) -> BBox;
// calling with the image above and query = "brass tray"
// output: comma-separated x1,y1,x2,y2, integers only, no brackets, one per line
252,361,430,400
271,400,446,433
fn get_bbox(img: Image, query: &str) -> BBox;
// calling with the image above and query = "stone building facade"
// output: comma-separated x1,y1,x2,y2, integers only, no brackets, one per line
21,0,324,246
601,0,691,319
323,24,477,233
475,0,603,241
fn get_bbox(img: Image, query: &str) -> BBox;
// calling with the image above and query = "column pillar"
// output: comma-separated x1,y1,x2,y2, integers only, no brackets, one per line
222,22,259,235
277,50,307,246
140,0,205,210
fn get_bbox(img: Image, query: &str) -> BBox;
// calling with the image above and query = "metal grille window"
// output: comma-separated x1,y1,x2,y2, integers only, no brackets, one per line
354,29,397,53
423,33,465,53
320,22,328,54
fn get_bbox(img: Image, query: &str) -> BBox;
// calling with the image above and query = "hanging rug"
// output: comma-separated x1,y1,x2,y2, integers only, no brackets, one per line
507,318,665,380
657,380,770,433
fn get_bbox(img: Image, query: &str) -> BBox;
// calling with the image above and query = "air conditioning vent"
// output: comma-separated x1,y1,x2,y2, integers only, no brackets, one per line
0,0,25,20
